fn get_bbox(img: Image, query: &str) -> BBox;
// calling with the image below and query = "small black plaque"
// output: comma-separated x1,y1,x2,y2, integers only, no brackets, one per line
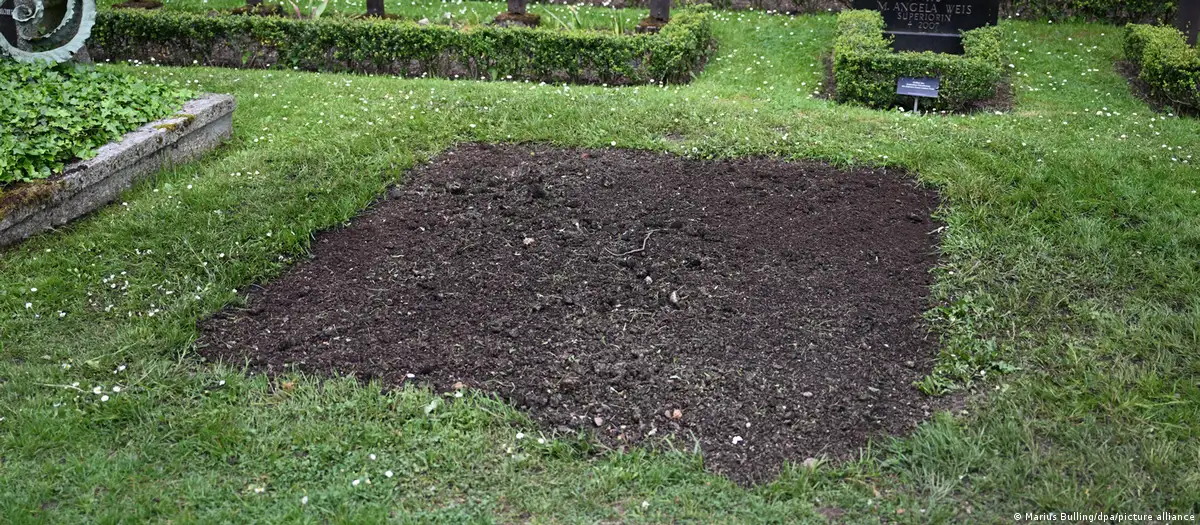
897,76,940,98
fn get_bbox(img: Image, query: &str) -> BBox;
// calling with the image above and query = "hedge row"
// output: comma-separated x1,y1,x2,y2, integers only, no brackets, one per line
831,10,1007,112
1,61,192,185
551,0,1175,25
89,8,714,85
1124,24,1200,114
1002,0,1175,25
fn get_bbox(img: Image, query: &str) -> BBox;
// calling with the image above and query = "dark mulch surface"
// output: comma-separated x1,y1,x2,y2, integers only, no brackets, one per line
229,3,284,16
199,144,943,483
1116,60,1162,113
547,0,850,14
1116,60,1198,117
493,12,541,27
112,0,162,9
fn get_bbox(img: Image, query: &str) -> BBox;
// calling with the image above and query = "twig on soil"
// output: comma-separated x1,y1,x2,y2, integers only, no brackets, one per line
606,229,663,257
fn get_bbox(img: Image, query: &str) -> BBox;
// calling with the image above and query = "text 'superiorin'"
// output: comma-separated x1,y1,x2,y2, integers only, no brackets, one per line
853,0,999,53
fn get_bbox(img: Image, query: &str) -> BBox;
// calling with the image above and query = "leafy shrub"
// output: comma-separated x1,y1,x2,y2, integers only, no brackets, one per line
90,8,714,85
834,8,888,54
1004,0,1175,25
832,10,1008,112
1124,24,1200,114
561,0,1174,26
0,62,193,185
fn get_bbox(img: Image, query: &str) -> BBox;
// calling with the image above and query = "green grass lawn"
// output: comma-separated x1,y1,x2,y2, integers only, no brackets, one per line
3,7,1200,523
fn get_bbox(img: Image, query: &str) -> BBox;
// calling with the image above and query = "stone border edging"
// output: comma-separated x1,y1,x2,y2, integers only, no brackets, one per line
0,93,235,249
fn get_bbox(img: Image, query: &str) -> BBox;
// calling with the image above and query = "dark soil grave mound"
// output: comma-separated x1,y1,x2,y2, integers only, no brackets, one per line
199,144,943,483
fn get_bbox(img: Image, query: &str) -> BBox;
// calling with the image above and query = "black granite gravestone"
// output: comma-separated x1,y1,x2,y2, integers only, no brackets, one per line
1178,0,1199,47
366,0,384,17
649,0,670,22
636,0,669,32
852,0,999,54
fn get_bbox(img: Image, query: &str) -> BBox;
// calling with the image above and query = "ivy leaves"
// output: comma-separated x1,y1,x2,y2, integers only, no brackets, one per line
0,61,193,185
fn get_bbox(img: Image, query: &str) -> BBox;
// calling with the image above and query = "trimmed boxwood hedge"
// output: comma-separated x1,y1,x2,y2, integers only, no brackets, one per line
1004,0,1176,25
560,0,1175,26
89,8,714,85
832,10,1008,112
1124,24,1200,114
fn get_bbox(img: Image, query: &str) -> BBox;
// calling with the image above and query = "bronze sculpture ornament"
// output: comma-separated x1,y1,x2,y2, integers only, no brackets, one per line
0,0,96,63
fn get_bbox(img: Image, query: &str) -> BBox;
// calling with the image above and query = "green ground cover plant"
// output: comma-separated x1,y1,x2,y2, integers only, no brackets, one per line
0,62,193,185
91,7,713,84
1124,23,1200,113
2,6,1199,522
832,9,1008,112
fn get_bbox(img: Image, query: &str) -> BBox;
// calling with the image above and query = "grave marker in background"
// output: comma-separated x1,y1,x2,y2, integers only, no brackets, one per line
649,0,670,22
636,0,670,33
1178,0,1199,46
852,0,999,54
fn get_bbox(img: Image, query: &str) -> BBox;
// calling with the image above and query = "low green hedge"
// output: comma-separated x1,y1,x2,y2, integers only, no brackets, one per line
543,0,1176,26
1004,0,1175,25
90,8,714,85
832,10,1008,112
1124,24,1200,114
1,61,192,185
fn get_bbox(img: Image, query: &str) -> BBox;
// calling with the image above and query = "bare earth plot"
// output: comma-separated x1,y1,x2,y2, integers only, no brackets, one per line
200,144,943,483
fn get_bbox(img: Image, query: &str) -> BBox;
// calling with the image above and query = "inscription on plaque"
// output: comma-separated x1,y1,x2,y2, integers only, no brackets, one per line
897,76,940,98
853,0,999,54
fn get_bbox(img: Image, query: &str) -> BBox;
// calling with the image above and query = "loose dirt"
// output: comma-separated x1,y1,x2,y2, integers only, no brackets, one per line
199,144,944,483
